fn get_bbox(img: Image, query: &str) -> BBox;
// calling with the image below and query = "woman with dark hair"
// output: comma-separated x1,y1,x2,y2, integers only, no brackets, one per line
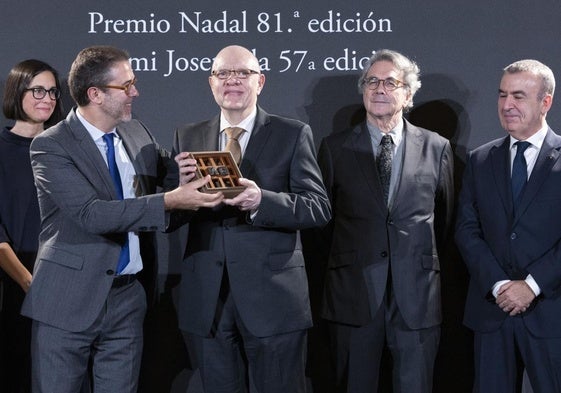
0,59,63,392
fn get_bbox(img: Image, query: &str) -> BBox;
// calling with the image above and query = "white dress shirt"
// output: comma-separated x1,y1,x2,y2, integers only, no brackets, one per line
76,109,142,275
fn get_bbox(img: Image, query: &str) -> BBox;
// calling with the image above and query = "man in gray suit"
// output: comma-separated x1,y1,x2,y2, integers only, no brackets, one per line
21,45,223,392
172,45,331,392
317,49,454,392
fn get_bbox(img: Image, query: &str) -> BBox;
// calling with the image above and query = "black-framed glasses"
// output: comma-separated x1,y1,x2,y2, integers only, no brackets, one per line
100,77,137,95
363,77,407,91
211,69,260,80
25,87,60,100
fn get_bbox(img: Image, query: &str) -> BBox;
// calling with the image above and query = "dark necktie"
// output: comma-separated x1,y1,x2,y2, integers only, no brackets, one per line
377,134,393,205
511,141,531,204
224,127,244,165
102,133,130,274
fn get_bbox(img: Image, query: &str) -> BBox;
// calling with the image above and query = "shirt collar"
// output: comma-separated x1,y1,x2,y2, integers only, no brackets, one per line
219,107,257,134
367,117,404,146
509,124,548,150
76,108,118,142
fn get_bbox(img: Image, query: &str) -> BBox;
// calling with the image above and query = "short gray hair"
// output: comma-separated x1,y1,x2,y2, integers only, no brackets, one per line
358,49,421,110
503,59,555,100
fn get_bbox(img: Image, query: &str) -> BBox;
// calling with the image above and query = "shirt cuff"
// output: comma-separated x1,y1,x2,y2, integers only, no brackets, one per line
525,274,541,297
492,280,511,298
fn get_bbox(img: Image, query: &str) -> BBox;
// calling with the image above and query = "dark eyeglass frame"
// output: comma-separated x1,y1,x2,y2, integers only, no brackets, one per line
211,69,260,80
25,87,61,100
363,77,407,91
100,77,137,95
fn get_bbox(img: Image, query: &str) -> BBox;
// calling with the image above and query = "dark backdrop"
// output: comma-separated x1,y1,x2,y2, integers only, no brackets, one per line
3,1,559,391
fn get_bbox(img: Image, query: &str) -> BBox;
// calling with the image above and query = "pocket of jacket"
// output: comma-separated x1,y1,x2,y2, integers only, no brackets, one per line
268,250,304,271
328,251,355,269
421,254,440,271
41,246,84,270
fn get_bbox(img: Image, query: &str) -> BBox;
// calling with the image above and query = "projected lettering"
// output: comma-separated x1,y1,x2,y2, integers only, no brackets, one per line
87,9,392,76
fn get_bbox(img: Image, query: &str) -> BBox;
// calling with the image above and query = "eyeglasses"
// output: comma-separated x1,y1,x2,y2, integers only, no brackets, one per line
25,87,60,100
363,77,407,91
100,77,137,95
211,69,260,80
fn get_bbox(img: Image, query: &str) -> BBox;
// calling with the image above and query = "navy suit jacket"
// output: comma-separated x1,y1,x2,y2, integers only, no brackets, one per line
318,119,454,329
456,128,561,337
170,106,331,338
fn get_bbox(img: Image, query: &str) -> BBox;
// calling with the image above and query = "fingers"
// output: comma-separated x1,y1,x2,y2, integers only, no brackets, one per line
175,153,197,172
496,281,512,296
176,153,198,185
201,192,224,207
188,176,224,206
223,178,261,211
190,174,212,188
508,305,528,316
165,176,224,210
174,151,191,163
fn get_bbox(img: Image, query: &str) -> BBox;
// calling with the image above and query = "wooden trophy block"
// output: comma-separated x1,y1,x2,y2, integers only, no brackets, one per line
189,151,245,198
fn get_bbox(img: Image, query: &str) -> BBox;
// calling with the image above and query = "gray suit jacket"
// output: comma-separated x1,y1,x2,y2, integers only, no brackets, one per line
170,106,331,338
22,108,174,332
318,119,454,329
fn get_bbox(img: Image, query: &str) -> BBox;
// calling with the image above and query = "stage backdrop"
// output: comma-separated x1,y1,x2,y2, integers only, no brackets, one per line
2,1,558,392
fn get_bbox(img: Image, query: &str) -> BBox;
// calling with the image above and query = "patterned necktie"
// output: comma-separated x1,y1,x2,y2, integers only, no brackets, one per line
511,141,530,205
102,133,130,274
377,134,393,205
224,127,244,165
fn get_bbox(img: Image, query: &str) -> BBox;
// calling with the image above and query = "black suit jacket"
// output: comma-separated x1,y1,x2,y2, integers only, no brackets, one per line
318,119,454,329
170,106,331,338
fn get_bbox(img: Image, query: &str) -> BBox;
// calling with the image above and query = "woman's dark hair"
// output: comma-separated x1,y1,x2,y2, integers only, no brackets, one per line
3,59,64,127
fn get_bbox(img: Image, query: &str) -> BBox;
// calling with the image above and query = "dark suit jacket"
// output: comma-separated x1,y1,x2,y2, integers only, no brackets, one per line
455,129,561,337
22,108,175,332
170,106,331,338
318,119,454,329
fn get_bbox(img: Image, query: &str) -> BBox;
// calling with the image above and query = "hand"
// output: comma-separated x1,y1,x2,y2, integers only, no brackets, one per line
496,280,536,316
164,175,224,210
223,178,262,212
21,275,31,293
174,152,198,185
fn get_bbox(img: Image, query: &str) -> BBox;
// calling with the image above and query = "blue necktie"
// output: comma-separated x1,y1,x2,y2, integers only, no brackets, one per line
102,133,130,274
511,141,530,205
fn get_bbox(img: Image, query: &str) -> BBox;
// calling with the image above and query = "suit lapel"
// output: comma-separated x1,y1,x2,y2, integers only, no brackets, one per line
514,129,561,222
240,107,271,179
203,116,220,151
66,110,117,199
117,123,147,196
349,123,387,213
489,137,513,218
391,122,423,212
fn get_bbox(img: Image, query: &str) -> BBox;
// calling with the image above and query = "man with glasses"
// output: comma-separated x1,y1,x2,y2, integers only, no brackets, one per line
21,45,223,392
171,45,331,392
316,49,454,392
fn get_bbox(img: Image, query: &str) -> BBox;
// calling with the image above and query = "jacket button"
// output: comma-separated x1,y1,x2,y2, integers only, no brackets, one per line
106,269,115,275
510,233,517,240
381,251,388,257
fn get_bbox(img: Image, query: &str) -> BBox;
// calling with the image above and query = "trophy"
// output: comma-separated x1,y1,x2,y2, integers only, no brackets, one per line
189,151,244,198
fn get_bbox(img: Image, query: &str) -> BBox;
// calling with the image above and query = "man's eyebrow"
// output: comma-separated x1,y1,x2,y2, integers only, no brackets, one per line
498,89,527,96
